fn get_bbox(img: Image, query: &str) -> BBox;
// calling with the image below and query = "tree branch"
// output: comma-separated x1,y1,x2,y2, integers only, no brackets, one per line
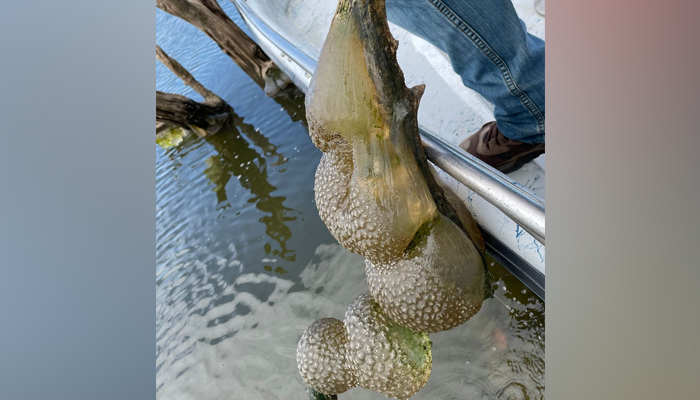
156,0,288,91
156,45,223,105
156,91,230,137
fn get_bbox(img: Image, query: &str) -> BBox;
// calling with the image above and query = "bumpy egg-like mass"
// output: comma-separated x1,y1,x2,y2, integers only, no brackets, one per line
365,217,485,333
345,293,433,399
300,0,487,397
296,318,357,395
296,293,432,399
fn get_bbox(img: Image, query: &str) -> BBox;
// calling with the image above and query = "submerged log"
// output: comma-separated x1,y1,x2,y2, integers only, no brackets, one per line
156,91,230,137
156,0,289,95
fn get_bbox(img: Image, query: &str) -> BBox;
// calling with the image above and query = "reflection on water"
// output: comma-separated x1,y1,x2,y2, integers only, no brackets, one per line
156,238,544,399
203,110,296,262
156,4,543,400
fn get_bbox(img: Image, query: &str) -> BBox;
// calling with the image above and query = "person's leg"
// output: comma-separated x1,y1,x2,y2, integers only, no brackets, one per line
386,0,545,144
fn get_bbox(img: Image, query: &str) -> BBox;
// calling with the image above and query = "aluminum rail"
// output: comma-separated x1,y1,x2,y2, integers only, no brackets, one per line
233,0,317,76
233,0,545,245
420,131,545,244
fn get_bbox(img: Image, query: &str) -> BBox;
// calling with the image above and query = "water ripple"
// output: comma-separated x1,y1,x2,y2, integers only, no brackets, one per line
156,5,543,398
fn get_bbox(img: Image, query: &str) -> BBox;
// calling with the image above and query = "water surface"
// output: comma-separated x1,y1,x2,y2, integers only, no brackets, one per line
156,5,544,399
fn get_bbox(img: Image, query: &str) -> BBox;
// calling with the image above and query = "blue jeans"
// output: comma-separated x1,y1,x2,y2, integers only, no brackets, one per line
386,0,545,144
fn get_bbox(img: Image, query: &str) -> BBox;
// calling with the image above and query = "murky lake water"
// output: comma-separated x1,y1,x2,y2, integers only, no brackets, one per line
156,5,544,399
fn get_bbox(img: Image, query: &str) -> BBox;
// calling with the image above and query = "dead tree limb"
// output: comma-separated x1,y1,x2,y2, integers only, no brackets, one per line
156,91,229,135
156,121,171,134
157,45,223,105
156,44,232,136
156,0,289,95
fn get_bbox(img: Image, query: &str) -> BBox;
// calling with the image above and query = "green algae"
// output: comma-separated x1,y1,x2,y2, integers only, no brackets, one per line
156,127,186,149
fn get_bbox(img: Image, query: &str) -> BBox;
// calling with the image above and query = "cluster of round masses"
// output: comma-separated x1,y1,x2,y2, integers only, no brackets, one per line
297,293,432,399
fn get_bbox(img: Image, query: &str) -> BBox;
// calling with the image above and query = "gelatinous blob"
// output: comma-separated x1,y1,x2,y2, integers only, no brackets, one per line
297,318,356,395
345,292,432,399
297,293,432,399
307,0,486,335
366,217,485,332
307,0,437,266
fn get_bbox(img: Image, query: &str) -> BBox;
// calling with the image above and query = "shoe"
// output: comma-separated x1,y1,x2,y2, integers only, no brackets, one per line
459,122,545,173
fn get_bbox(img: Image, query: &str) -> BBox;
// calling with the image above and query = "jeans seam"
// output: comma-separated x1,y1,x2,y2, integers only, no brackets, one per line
426,0,545,135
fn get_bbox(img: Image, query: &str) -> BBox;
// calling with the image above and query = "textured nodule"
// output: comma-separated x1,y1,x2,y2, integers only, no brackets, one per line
366,217,485,333
345,293,432,399
297,293,432,399
296,318,357,395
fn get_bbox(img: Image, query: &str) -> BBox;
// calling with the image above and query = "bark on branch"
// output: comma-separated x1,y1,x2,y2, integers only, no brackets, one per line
157,45,223,104
156,0,289,94
156,44,232,136
156,91,229,134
